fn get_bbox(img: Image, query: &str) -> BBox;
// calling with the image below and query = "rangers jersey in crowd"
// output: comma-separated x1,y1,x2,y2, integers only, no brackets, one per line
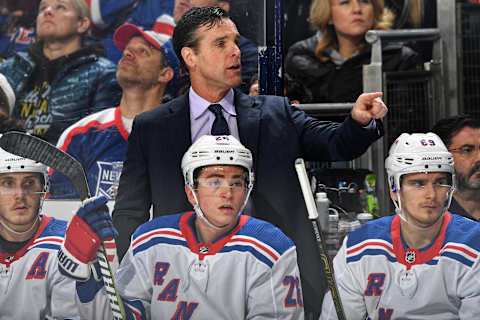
0,216,79,319
49,107,128,200
76,212,304,319
321,212,480,320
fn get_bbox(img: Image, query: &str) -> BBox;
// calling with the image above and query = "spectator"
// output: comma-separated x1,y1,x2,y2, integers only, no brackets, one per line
0,0,39,58
0,146,79,318
112,6,388,318
431,115,480,221
285,0,419,103
284,72,313,104
60,135,304,319
321,132,480,319
0,0,121,144
49,24,173,200
86,0,174,63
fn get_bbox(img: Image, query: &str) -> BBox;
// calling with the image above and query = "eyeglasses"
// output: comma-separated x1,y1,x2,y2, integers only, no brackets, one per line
449,145,480,157
196,177,246,191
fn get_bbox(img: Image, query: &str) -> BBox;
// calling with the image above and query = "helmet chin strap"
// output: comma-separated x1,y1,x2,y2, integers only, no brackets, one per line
0,215,40,236
189,185,253,232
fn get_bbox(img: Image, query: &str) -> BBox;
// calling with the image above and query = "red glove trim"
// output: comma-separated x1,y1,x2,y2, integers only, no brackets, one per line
65,215,101,263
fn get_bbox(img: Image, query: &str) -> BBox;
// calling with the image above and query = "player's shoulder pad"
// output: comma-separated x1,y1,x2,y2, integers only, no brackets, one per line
41,216,68,237
27,216,68,251
236,217,295,256
346,215,394,248
132,212,184,242
446,214,480,251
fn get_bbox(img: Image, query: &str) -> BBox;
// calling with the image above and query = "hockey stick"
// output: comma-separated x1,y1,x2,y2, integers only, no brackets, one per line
295,158,346,320
0,131,126,320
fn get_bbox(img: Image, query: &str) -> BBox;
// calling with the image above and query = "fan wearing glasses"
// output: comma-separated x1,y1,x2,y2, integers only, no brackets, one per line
432,115,480,221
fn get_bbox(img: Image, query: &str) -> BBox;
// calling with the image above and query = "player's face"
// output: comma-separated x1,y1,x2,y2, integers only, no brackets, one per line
184,18,242,94
448,127,480,191
189,165,246,229
117,36,168,90
37,0,88,41
0,173,43,235
173,0,221,23
330,0,375,44
396,172,451,228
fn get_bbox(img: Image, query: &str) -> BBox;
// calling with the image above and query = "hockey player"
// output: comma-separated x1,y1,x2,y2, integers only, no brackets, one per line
320,132,480,320
59,135,305,319
0,145,80,319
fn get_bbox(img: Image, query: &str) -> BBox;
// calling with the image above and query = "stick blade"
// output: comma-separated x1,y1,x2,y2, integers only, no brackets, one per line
0,131,90,200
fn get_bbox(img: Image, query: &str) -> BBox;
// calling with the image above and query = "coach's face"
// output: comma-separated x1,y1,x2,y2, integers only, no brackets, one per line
182,18,242,96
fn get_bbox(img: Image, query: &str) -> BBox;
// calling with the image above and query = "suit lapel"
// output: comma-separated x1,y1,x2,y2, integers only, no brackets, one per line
166,93,192,158
234,90,260,163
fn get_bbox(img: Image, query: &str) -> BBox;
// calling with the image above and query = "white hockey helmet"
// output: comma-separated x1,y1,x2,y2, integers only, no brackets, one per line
385,133,455,227
181,135,254,230
182,135,254,189
0,145,50,193
385,132,455,191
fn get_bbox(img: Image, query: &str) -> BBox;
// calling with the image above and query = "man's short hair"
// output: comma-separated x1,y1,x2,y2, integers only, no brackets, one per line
172,6,229,70
431,114,480,147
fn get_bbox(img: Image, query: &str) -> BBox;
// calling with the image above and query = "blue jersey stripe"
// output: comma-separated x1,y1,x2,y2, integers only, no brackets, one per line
221,245,274,268
347,249,397,264
133,237,188,256
29,244,61,251
442,251,474,267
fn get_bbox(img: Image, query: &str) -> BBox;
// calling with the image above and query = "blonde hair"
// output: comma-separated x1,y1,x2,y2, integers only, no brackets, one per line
309,0,394,61
71,0,91,20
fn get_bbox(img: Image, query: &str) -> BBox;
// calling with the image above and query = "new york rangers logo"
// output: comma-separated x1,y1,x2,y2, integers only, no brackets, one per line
405,250,416,264
95,161,123,199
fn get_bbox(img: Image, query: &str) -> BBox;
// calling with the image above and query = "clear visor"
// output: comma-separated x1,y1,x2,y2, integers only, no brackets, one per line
195,176,247,191
0,177,45,196
400,174,453,193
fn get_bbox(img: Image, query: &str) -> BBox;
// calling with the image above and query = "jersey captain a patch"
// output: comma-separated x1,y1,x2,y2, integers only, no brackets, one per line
95,161,123,199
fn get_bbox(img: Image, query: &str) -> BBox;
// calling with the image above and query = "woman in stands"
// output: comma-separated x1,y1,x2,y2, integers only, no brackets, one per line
285,0,420,103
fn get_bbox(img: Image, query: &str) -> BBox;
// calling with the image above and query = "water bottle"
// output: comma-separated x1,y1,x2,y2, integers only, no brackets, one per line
315,192,329,231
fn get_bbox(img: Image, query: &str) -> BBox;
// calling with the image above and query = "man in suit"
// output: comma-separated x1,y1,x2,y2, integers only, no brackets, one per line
113,6,387,318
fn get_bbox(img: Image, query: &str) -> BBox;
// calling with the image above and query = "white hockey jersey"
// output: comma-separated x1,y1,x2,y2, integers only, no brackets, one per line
0,216,79,319
320,212,480,320
77,212,305,319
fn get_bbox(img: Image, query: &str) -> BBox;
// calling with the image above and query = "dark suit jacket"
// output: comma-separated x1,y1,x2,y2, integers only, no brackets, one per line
113,89,383,313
